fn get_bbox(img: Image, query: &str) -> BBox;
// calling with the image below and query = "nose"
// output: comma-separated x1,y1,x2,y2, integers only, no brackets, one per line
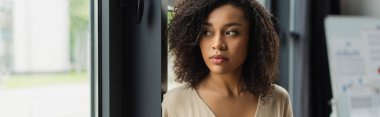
211,35,227,50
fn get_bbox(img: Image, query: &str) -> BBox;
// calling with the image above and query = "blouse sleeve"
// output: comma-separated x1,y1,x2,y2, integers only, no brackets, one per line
283,92,293,117
162,100,169,117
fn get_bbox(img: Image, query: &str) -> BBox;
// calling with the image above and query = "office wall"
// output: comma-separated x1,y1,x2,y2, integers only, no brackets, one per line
341,0,380,17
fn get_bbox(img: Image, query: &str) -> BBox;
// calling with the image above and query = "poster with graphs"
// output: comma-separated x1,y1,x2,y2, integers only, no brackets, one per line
325,16,380,117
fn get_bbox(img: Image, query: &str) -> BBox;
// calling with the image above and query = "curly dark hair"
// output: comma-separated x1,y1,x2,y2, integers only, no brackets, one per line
168,0,279,97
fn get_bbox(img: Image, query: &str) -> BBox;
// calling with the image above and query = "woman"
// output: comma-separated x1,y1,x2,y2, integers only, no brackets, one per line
162,0,293,117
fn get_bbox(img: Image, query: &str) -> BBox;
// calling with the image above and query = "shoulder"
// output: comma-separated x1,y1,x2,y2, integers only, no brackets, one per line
162,85,193,108
258,84,293,117
268,84,290,100
163,85,193,101
162,85,195,116
260,84,290,106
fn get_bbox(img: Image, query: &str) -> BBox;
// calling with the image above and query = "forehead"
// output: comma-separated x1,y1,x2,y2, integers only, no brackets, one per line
205,4,248,25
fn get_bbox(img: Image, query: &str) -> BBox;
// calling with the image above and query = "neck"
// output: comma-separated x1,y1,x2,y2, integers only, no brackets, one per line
204,67,245,97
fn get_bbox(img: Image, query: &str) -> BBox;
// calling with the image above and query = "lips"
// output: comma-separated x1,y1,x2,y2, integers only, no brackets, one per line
210,55,229,64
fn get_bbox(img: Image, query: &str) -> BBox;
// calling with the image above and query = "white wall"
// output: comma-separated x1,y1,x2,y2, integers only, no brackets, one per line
13,0,69,73
341,0,380,17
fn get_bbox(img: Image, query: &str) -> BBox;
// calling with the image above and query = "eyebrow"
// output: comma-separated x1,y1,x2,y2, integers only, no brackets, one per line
204,22,242,28
224,23,242,27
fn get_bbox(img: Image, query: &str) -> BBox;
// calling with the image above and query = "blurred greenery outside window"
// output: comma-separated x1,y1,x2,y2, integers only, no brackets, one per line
0,0,90,116
0,0,90,89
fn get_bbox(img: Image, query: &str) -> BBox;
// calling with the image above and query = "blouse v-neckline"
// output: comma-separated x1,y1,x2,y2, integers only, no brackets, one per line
191,88,261,117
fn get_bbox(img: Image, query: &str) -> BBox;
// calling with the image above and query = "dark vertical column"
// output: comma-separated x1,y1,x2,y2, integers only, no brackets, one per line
309,0,340,117
108,0,130,116
119,0,163,116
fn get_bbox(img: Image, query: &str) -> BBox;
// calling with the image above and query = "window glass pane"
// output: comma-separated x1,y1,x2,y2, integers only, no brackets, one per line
0,0,90,116
257,0,266,7
167,6,183,91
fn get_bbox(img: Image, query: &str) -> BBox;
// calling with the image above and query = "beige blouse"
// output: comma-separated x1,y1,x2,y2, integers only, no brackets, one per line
162,84,293,117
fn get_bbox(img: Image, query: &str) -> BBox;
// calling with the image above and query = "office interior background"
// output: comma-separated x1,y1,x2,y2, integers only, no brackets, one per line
0,0,379,117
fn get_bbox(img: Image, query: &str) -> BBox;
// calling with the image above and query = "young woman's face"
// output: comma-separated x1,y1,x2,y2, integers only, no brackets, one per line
200,4,250,75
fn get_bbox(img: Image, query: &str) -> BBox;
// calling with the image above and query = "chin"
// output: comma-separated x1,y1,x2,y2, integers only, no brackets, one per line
209,68,230,75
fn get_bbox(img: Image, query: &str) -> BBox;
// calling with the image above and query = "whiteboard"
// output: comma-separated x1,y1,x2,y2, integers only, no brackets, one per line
325,16,380,117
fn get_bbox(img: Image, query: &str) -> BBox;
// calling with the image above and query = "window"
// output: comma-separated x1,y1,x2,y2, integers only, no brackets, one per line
0,0,91,116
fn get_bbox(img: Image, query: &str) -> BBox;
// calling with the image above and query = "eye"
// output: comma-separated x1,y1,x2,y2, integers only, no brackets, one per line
225,30,238,36
203,30,212,36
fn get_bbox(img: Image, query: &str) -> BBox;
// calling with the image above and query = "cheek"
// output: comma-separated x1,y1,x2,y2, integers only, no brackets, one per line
232,39,249,63
199,40,209,60
237,45,248,62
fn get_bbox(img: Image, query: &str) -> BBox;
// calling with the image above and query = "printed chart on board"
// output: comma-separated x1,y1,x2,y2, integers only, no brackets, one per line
325,16,380,117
